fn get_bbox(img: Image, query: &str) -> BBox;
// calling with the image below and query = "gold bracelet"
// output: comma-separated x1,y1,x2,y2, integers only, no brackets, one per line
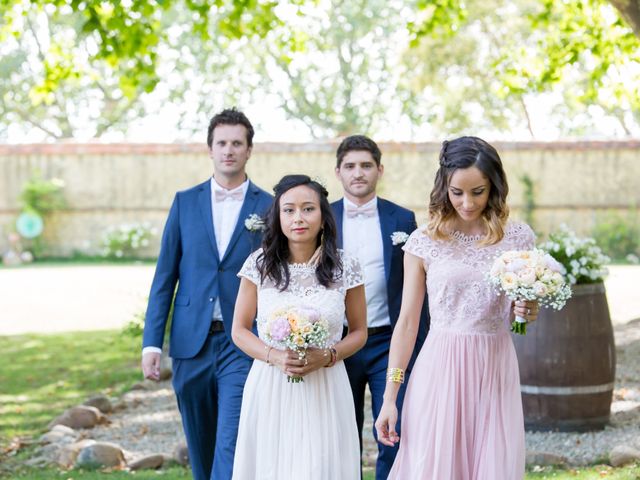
387,367,405,384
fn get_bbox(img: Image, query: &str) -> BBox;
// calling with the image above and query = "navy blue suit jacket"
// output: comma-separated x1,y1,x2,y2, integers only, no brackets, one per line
331,198,429,344
143,179,273,359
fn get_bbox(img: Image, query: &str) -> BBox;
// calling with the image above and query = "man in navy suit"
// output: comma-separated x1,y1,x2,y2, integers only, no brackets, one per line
141,108,272,480
332,135,429,480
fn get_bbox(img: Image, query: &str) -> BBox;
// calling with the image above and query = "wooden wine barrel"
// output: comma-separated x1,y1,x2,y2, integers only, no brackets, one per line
512,282,616,432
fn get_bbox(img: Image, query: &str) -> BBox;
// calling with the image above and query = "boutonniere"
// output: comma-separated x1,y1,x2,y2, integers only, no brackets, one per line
245,214,266,232
391,231,409,246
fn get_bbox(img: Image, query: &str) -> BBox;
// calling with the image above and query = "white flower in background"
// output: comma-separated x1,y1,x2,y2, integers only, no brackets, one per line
538,224,610,285
391,231,409,245
101,221,156,259
245,214,266,232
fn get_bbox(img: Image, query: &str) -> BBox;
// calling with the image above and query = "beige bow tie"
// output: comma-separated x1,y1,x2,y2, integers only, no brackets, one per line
345,203,377,219
215,189,244,202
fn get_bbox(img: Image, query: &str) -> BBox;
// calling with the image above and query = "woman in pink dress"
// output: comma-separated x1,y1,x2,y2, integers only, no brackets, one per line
375,136,540,479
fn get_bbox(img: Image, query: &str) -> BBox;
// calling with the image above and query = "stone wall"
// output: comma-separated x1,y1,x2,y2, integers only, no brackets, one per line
0,140,638,256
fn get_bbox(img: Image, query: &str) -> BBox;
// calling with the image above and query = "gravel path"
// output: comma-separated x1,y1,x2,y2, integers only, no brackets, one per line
523,318,640,465
85,318,640,467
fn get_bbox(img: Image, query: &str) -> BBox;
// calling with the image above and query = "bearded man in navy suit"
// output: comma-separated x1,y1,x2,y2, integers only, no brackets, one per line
141,108,272,480
332,135,429,480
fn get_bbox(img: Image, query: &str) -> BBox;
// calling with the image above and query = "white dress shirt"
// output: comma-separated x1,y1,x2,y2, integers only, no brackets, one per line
142,177,248,356
342,197,391,328
210,177,249,320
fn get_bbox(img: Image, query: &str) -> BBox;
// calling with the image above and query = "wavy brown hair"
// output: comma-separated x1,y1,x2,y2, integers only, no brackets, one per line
427,136,509,245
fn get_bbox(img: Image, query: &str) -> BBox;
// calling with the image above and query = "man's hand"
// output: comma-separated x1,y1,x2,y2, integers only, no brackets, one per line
142,352,161,381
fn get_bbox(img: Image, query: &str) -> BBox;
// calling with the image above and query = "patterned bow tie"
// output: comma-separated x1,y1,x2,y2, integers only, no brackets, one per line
345,203,377,219
215,189,244,202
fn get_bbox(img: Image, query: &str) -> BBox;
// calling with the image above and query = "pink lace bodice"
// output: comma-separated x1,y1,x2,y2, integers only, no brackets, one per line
404,222,536,335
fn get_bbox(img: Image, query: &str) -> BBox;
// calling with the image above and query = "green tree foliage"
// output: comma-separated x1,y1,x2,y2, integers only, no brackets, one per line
0,0,638,139
244,0,406,137
0,6,158,138
410,0,640,136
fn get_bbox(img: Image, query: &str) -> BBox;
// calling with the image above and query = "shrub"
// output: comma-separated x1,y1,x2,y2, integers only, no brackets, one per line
101,222,157,259
591,212,640,262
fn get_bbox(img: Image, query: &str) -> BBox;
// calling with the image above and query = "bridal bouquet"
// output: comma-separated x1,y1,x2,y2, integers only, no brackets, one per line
488,249,572,335
265,305,330,383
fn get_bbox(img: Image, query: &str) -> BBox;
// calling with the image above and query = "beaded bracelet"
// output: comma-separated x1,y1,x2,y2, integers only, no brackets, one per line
387,367,405,384
324,347,338,368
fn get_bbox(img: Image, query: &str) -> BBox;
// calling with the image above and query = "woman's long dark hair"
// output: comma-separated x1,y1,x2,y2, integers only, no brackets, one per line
427,136,510,245
257,174,342,291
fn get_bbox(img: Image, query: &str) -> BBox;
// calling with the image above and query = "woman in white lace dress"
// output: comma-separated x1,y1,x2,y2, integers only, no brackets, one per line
231,174,367,480
375,137,540,479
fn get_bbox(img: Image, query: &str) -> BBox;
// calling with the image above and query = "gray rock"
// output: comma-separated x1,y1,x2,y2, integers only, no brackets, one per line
49,405,107,429
25,444,60,467
161,453,178,467
609,445,640,467
112,399,127,411
75,442,125,469
39,430,78,445
173,442,189,466
130,381,153,391
525,451,568,466
50,424,78,436
57,439,96,468
84,394,113,413
128,454,165,470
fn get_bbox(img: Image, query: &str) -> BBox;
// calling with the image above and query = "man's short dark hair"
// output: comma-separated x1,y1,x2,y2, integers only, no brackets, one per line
336,135,382,167
207,107,255,148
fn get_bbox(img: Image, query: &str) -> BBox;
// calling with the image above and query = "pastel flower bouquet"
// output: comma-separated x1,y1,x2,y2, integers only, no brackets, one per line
488,249,572,334
264,305,330,383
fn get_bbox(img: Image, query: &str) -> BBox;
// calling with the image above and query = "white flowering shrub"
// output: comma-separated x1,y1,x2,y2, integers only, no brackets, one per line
101,222,157,259
538,224,610,285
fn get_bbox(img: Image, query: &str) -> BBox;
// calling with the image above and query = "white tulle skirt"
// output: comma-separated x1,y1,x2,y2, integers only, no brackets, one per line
232,360,360,480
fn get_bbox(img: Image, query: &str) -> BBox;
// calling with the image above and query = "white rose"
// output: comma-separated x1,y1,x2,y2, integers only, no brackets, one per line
532,281,548,297
517,267,536,285
501,272,518,290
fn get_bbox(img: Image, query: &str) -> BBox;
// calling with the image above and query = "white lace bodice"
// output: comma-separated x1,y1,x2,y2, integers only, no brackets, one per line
238,249,364,347
404,221,536,334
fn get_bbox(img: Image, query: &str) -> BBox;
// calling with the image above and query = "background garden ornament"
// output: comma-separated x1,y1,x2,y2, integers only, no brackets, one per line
2,232,33,266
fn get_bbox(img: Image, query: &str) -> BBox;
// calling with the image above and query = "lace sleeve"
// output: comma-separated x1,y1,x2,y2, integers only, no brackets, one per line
508,222,536,250
342,251,364,290
402,227,434,269
238,249,262,285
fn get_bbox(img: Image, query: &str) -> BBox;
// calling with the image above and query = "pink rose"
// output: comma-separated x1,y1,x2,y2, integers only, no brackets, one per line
296,306,321,324
270,316,291,341
505,258,527,273
544,253,566,274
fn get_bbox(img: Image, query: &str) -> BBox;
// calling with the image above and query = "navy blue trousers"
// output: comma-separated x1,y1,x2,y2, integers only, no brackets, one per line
344,328,408,480
172,331,251,480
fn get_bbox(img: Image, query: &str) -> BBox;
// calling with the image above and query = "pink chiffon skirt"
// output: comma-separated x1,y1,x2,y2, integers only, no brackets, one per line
389,329,525,480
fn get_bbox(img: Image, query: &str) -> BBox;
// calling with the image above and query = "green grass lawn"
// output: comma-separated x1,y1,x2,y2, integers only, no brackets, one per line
0,330,144,478
0,330,142,445
0,330,637,479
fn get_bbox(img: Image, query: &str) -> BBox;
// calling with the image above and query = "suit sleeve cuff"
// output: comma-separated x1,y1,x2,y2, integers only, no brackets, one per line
142,346,162,356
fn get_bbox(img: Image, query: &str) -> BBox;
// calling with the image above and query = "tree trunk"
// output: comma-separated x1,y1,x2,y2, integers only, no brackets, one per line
609,0,640,38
